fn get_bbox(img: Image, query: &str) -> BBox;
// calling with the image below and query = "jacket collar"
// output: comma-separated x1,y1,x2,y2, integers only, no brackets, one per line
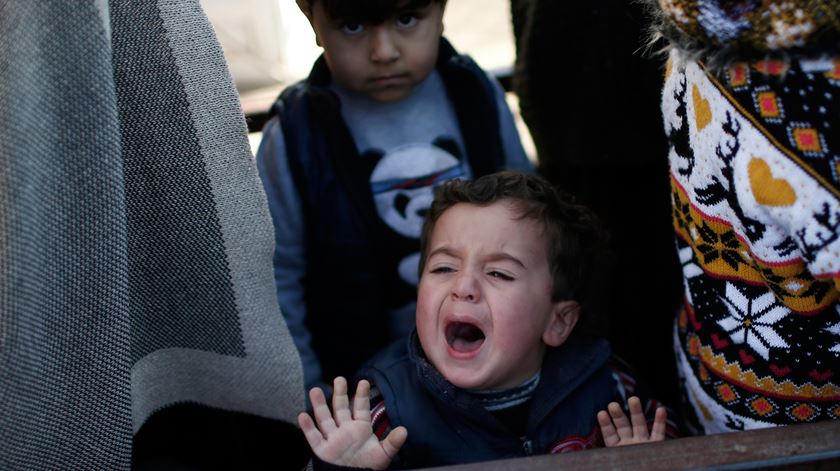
407,331,611,430
528,336,611,426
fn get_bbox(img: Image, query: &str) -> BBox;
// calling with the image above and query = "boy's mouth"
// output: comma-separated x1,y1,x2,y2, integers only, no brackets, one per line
445,321,485,353
369,73,408,85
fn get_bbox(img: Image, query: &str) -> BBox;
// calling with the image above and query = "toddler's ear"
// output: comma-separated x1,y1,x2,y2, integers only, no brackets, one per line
542,301,580,347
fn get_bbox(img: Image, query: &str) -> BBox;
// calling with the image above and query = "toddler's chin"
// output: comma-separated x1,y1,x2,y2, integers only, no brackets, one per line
423,343,490,390
439,368,485,391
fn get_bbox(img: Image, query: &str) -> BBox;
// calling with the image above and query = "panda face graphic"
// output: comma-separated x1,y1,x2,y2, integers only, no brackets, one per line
369,143,464,239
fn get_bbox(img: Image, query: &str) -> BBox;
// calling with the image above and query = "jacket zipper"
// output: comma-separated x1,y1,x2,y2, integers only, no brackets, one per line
522,438,534,455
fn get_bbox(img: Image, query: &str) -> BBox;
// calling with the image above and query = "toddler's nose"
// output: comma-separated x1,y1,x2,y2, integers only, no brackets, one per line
452,272,480,302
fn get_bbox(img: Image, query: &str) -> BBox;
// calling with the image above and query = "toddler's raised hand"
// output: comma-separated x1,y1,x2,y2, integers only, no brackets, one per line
597,396,667,447
298,377,407,470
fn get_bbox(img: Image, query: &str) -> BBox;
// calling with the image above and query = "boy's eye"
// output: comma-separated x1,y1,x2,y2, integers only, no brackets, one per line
395,14,418,28
430,266,454,274
488,271,514,281
341,22,364,34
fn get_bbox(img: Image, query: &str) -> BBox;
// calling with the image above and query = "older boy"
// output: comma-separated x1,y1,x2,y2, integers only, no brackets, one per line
299,172,670,469
256,0,532,392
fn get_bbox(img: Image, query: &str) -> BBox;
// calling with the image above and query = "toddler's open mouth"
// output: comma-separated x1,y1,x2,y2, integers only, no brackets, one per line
445,321,485,353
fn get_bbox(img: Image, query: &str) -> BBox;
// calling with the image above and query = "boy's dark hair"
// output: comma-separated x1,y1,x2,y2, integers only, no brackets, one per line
419,171,609,336
304,0,443,25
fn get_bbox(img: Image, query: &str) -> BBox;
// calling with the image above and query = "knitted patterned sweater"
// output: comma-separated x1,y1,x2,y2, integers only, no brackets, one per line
656,0,840,433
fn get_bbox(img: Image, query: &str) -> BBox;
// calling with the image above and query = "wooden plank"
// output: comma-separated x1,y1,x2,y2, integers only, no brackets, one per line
428,420,840,470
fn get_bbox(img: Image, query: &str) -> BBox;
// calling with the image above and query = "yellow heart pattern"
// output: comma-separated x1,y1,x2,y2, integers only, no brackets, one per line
693,84,712,131
748,157,797,206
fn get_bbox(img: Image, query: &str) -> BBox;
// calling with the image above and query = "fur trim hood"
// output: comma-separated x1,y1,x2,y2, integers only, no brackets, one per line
645,0,840,71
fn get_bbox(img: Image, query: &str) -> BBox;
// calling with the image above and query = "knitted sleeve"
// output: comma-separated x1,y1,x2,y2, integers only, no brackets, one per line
369,386,394,442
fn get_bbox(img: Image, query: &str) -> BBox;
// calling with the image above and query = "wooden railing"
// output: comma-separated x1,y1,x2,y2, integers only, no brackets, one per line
432,420,840,470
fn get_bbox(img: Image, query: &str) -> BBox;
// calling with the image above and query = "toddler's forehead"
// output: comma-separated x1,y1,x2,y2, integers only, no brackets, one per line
455,200,543,227
434,201,548,242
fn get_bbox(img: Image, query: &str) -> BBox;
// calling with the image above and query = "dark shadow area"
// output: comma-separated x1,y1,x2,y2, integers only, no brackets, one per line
510,0,683,409
133,403,309,471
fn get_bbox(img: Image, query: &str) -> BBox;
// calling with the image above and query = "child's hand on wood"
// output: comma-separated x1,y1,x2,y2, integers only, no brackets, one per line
597,396,667,447
298,377,407,470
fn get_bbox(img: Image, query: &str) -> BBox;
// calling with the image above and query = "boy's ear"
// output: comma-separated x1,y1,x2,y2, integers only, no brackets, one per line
542,300,580,347
296,0,312,20
296,0,322,47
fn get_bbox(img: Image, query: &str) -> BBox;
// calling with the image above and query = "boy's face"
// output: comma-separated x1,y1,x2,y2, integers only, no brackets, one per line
299,1,444,103
416,202,576,391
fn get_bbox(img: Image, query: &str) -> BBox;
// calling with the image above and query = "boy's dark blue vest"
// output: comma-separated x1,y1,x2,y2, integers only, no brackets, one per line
270,38,506,382
357,334,615,468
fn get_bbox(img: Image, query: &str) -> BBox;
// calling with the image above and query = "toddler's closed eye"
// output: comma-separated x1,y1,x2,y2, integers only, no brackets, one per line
488,271,514,281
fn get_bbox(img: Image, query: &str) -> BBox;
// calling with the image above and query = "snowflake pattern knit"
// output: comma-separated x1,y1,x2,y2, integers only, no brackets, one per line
662,50,840,432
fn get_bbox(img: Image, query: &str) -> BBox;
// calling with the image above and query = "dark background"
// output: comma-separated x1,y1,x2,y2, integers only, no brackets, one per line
510,0,683,410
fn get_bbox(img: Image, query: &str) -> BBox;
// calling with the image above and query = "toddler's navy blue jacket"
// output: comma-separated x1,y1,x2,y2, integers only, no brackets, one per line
357,333,619,468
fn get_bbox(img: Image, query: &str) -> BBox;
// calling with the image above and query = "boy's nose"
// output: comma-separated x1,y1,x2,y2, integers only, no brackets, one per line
451,272,480,302
369,27,399,63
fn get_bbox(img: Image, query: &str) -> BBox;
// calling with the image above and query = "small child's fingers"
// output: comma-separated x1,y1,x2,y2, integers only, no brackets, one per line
627,396,649,440
607,401,632,440
331,377,352,426
298,412,325,450
353,379,372,422
381,425,408,460
309,387,337,434
597,410,620,447
650,406,668,442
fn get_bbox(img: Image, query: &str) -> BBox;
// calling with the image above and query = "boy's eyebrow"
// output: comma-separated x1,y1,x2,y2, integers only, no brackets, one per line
428,246,527,269
486,252,527,269
395,2,426,14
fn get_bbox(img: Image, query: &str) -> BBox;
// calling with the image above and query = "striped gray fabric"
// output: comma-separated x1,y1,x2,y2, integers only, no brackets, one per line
0,1,303,468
